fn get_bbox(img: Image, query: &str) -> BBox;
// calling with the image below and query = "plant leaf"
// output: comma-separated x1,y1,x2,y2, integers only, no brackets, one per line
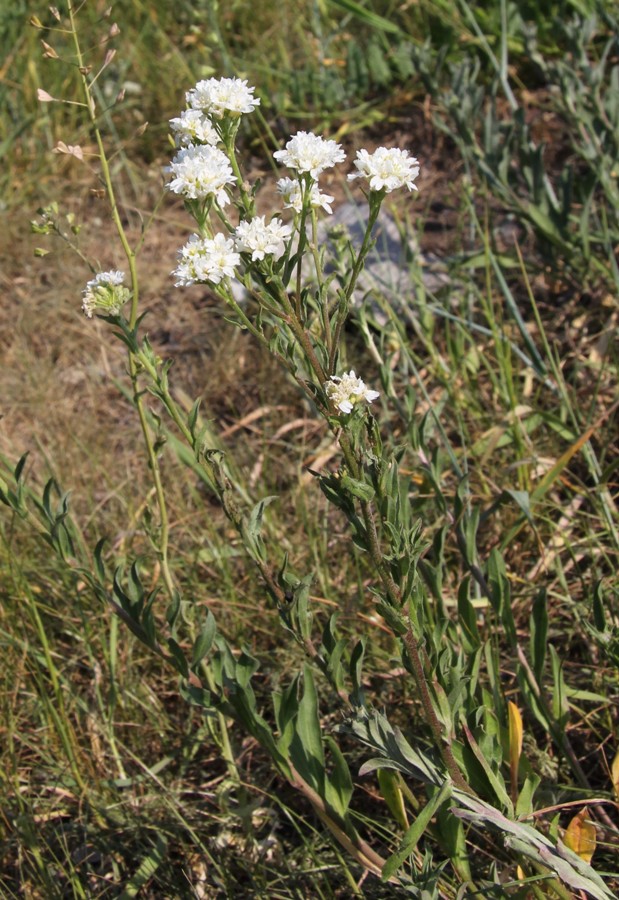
382,780,451,881
461,720,513,815
530,588,548,682
290,664,325,794
452,792,613,899
324,735,353,819
191,610,217,668
611,748,619,800
508,700,523,806
508,701,523,762
377,768,408,830
564,807,596,865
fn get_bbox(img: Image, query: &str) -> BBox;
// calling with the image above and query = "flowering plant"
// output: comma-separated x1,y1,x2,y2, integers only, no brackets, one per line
81,270,131,318
10,8,614,897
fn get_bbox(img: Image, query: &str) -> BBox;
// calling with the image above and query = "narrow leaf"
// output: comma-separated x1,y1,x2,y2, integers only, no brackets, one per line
14,452,29,482
502,488,533,524
382,780,452,881
592,581,606,632
549,644,570,729
462,721,513,815
191,610,217,668
515,772,540,818
349,638,366,705
324,735,353,819
167,637,189,678
457,575,481,651
508,701,523,806
508,701,523,761
530,588,548,682
530,422,598,503
290,664,325,793
377,768,409,830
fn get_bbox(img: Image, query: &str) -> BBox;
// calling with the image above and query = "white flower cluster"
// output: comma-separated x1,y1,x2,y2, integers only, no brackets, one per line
173,233,240,286
167,77,260,201
161,77,421,300
168,144,236,205
186,77,260,119
276,177,334,214
82,270,131,318
173,217,293,286
169,109,219,147
234,216,293,261
348,147,420,193
325,370,380,414
273,131,346,179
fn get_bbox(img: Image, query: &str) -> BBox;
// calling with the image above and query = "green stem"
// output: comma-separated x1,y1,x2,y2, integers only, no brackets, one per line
336,427,473,793
329,194,383,372
337,432,400,603
223,130,254,216
68,1,176,600
274,285,328,384
309,206,333,363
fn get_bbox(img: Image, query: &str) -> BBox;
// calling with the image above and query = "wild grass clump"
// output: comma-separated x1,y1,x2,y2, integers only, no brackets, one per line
1,1,618,898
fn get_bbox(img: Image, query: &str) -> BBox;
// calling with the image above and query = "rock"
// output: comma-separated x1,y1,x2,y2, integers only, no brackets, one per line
318,201,450,325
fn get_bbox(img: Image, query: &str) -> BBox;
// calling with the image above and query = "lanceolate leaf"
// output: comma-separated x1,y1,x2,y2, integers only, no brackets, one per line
549,644,570,730
290,664,325,794
381,780,452,882
515,772,540,818
167,637,189,678
457,575,481,651
377,768,408,830
530,588,548,683
461,720,513,815
191,610,217,668
349,638,366,706
324,735,353,819
274,673,302,756
508,701,523,805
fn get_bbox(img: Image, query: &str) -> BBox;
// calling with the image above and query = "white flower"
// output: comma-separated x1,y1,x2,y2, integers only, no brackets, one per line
234,215,293,261
167,144,236,205
348,147,420,193
82,270,131,318
186,77,260,119
276,177,334,214
173,233,240,286
273,131,345,179
169,109,219,147
325,370,380,414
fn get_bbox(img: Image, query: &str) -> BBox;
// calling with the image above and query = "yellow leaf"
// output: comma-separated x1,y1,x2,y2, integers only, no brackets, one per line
508,701,523,806
508,701,523,761
564,806,596,864
611,748,619,800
